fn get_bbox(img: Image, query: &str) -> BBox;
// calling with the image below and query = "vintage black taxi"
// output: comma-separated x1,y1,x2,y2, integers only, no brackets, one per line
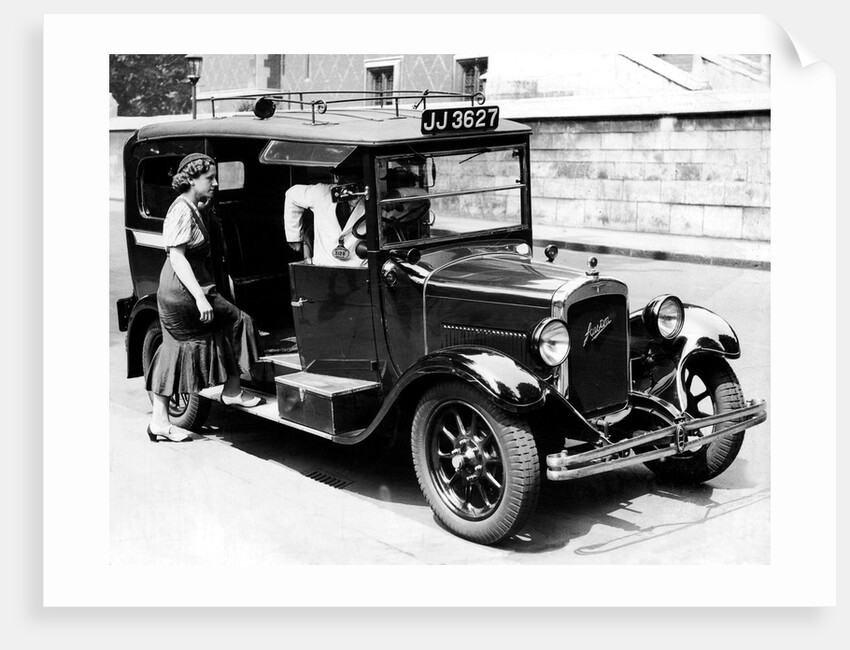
117,90,767,544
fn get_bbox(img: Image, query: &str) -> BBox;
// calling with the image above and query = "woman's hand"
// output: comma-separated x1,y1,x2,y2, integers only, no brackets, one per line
196,296,214,323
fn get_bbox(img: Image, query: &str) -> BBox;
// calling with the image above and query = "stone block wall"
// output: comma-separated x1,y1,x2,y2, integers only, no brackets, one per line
109,109,771,243
524,112,770,241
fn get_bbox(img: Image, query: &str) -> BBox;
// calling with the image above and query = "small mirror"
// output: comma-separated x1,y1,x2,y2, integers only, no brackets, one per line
330,183,358,203
330,183,369,203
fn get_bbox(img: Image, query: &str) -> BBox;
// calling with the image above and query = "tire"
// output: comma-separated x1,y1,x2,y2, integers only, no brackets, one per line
646,356,745,484
411,381,540,544
141,320,210,431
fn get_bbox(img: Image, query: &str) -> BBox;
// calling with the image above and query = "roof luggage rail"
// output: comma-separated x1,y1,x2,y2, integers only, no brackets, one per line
200,89,486,123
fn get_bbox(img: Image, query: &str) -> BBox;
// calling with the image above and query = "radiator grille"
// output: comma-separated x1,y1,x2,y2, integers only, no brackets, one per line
442,324,531,367
566,294,629,415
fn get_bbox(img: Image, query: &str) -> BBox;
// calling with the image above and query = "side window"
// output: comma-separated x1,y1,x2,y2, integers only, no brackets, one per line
139,156,180,219
139,157,243,218
217,160,245,191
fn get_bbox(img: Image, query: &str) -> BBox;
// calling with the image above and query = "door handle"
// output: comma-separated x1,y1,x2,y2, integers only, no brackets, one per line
291,297,315,308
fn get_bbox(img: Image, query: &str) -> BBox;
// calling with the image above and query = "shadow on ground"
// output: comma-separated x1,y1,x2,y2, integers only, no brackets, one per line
197,403,768,555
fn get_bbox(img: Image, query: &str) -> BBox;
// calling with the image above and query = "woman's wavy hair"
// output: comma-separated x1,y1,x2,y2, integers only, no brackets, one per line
171,156,214,192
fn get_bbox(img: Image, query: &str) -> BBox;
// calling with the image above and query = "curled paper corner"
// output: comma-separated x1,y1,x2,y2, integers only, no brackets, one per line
785,33,823,69
763,14,827,69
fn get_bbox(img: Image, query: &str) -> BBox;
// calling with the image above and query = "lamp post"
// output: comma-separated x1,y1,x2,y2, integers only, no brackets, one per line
185,54,203,119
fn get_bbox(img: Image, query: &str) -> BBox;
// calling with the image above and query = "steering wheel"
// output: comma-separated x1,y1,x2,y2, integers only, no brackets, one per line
352,203,433,242
383,202,431,226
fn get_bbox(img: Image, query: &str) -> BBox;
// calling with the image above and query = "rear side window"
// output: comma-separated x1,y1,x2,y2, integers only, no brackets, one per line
139,157,244,218
139,156,180,219
217,160,245,191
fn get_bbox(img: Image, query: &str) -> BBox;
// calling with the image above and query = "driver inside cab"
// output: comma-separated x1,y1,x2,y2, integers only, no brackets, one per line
381,166,431,243
284,172,366,267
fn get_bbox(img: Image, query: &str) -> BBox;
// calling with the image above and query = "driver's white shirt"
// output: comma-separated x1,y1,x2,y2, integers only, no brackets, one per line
283,183,366,267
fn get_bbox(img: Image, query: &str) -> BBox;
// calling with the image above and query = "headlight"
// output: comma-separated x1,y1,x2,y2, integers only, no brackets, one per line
642,294,684,340
532,318,570,366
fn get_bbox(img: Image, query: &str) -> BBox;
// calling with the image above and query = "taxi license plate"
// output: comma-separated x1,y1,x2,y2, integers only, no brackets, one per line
421,106,500,135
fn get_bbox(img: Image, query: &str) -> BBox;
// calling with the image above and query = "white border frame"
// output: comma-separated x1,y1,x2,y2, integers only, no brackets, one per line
41,12,836,610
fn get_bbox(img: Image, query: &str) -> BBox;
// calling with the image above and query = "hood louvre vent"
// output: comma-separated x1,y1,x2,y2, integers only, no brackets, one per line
442,324,531,367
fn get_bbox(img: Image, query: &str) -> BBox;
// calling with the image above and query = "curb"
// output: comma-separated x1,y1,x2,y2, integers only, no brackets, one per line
534,237,770,271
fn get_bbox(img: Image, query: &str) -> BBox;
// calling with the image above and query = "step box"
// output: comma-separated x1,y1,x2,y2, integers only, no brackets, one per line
275,372,381,435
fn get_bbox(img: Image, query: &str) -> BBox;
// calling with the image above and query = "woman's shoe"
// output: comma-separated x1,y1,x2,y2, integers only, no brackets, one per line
147,424,193,443
220,392,264,408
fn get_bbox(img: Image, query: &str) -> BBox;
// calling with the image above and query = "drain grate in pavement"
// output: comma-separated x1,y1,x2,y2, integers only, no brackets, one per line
305,470,352,490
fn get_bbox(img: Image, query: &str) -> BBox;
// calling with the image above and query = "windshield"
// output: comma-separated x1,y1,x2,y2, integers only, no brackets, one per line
376,146,526,247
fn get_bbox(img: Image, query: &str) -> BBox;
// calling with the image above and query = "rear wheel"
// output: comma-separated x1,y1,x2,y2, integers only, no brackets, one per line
142,320,210,431
411,381,540,544
646,357,745,484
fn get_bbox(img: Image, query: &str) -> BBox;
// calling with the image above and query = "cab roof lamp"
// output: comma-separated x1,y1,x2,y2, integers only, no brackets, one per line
254,97,276,120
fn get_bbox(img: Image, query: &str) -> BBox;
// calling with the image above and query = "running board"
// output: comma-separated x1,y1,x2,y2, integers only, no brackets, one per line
259,352,302,372
252,352,302,383
197,384,366,443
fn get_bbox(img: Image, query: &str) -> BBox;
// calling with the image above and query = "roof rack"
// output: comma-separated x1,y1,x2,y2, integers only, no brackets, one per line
201,89,486,123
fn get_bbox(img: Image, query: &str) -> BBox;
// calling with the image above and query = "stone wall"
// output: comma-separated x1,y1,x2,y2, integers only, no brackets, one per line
109,110,770,242
524,112,770,241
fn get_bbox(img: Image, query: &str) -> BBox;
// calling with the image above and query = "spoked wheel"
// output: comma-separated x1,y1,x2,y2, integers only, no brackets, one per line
411,381,539,544
646,356,745,484
141,320,210,431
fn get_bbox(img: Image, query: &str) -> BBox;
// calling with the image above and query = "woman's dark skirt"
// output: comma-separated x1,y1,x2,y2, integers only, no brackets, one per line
145,258,256,397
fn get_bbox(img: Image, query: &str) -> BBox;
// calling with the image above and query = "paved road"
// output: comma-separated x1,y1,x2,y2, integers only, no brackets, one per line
109,200,770,565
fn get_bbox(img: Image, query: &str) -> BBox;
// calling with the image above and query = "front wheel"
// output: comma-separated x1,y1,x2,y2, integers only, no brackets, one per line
142,320,210,431
411,381,540,544
646,357,745,484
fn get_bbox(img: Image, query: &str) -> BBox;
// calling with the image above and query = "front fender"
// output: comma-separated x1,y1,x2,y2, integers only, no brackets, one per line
399,346,547,412
337,346,550,445
630,304,741,410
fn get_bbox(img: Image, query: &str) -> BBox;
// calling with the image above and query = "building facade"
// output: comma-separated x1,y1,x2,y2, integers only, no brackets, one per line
112,53,770,244
197,54,487,106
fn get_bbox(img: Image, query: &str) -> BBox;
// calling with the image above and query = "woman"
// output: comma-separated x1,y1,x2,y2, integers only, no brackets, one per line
145,153,262,442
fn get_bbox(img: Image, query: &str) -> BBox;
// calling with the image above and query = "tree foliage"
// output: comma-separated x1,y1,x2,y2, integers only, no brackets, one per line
109,54,193,117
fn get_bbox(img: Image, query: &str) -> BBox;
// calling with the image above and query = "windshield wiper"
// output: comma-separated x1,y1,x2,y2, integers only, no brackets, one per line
458,149,491,165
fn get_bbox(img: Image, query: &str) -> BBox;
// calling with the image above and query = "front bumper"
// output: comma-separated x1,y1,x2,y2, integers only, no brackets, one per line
546,399,767,481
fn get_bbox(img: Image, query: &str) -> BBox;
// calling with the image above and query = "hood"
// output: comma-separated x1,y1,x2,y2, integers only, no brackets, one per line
415,246,588,365
423,250,586,308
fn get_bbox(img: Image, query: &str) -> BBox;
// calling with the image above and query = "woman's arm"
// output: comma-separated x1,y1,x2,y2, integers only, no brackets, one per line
168,245,213,323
